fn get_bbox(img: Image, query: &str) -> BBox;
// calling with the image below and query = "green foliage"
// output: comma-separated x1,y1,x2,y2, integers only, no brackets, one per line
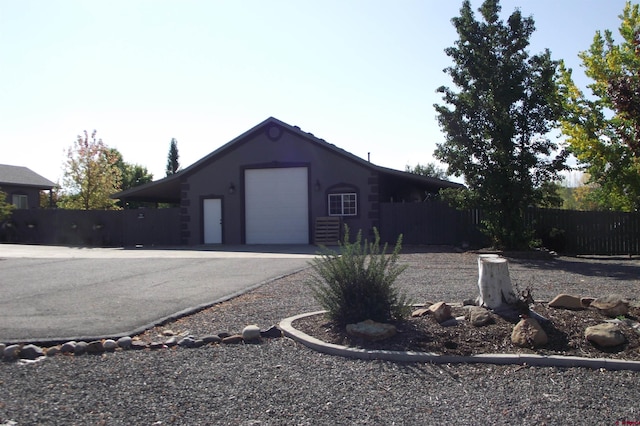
0,188,15,221
166,138,180,176
405,163,448,180
308,227,410,327
558,2,640,211
59,130,122,210
110,148,154,209
434,0,568,249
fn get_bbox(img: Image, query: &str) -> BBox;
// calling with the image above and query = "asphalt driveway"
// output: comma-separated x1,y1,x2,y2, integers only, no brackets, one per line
0,244,318,344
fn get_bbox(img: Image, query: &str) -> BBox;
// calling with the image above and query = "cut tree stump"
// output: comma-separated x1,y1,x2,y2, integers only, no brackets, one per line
477,255,517,309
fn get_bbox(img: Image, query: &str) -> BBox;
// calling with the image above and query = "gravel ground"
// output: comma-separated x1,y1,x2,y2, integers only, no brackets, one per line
1,249,640,425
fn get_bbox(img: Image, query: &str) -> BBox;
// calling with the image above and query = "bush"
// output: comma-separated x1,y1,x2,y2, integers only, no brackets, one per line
308,226,410,327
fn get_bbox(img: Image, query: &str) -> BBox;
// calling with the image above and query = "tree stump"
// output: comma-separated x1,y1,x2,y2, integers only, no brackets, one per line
477,255,517,309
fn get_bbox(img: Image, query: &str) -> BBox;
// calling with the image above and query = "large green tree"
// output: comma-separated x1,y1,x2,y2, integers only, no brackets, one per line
110,148,154,209
59,130,122,210
558,1,640,211
434,0,567,249
166,138,180,176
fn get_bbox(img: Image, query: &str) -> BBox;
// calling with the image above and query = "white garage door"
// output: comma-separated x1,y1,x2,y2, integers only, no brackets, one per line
245,167,309,244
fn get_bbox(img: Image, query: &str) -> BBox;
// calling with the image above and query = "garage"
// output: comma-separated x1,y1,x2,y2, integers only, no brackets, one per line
244,167,309,244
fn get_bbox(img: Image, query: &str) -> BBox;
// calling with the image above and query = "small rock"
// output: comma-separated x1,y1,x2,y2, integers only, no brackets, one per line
202,335,222,344
86,341,105,354
222,335,244,344
164,336,179,347
581,297,596,307
217,332,232,339
242,325,262,342
149,342,166,350
178,337,196,348
117,336,132,350
44,346,60,357
585,323,627,347
428,302,452,323
467,306,493,326
411,308,430,317
260,326,282,339
548,294,584,310
511,317,548,348
4,344,21,361
60,341,77,354
20,344,44,360
130,340,147,350
74,341,88,355
346,320,397,341
103,339,118,351
591,295,630,317
162,329,176,336
192,339,206,348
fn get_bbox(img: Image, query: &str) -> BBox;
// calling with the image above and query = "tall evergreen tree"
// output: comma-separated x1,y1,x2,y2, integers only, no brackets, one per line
434,0,567,249
166,138,180,176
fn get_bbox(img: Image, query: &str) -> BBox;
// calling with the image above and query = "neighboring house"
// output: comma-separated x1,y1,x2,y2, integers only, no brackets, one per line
0,164,55,209
114,117,464,245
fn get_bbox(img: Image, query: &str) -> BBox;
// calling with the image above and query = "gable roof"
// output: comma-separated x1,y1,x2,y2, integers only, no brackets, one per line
113,117,463,202
0,164,55,189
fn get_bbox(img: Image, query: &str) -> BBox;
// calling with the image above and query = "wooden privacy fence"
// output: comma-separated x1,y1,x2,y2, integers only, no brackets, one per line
2,208,181,247
379,202,640,255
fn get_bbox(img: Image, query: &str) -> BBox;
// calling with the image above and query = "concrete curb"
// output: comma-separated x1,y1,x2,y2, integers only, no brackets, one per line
279,311,640,372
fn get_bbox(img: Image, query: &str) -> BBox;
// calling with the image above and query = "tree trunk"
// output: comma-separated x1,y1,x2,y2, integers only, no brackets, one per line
477,255,517,309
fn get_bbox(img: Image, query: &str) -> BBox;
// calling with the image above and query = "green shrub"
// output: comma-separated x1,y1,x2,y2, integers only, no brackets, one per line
308,226,410,326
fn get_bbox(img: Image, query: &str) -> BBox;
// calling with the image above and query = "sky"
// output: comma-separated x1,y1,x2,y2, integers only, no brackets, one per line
0,0,633,187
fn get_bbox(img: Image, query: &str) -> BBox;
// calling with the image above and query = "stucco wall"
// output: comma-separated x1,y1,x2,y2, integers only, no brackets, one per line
181,124,379,244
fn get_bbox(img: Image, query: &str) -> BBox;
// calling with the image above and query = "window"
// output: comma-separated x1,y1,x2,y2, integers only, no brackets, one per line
328,193,357,216
12,194,28,209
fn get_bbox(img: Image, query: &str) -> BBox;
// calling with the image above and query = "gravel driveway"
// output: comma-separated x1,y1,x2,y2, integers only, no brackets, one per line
1,249,639,425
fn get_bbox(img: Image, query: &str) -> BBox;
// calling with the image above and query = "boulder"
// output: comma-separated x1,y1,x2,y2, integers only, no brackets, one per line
467,306,493,326
591,295,629,317
411,308,430,318
242,325,262,342
346,320,397,341
585,323,627,347
548,294,584,310
511,317,548,348
428,302,452,323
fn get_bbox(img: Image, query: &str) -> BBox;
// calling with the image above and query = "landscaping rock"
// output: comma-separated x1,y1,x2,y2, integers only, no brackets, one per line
346,320,397,341
86,341,105,354
411,308,430,317
130,340,148,350
428,302,452,323
177,337,196,348
260,326,282,338
164,336,179,347
44,346,60,357
591,295,629,317
581,297,596,307
511,317,548,348
548,294,584,310
117,336,132,350
4,344,21,361
103,339,118,351
19,344,43,360
467,306,493,326
74,341,88,355
242,325,262,342
222,335,244,344
202,335,222,344
60,341,76,354
585,323,627,347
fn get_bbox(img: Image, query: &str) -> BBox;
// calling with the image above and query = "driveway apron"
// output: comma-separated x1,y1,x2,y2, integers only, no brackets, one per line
0,244,317,343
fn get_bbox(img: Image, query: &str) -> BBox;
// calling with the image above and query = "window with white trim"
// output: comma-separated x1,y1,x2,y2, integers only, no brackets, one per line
12,194,28,209
328,193,357,216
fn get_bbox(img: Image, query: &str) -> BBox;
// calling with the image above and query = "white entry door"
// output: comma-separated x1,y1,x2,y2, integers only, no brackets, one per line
245,167,309,244
203,198,222,244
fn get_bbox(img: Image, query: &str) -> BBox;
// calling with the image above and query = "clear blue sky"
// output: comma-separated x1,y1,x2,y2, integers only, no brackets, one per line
0,0,631,185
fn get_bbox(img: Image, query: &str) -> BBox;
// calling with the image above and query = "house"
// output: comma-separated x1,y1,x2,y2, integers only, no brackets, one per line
0,164,55,209
114,117,463,245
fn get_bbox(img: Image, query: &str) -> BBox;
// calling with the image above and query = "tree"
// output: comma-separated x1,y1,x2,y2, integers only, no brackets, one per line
110,148,154,209
558,1,640,211
434,0,567,249
166,138,180,176
59,130,122,210
0,188,14,222
405,163,448,179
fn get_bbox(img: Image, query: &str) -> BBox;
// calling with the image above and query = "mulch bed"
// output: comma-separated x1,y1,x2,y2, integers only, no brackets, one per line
293,304,640,361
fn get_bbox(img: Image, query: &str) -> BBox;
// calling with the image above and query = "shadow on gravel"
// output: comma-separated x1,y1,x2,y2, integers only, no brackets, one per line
508,257,640,281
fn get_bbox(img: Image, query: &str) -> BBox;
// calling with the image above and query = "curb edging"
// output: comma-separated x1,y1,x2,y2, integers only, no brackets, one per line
279,311,640,372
